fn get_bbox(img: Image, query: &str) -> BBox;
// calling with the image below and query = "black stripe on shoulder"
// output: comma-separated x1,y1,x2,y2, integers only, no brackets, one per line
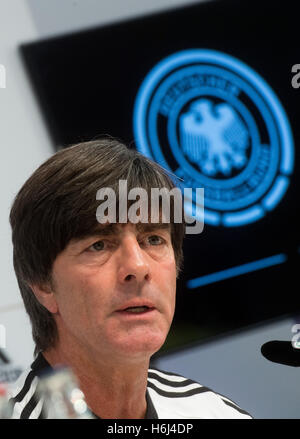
148,372,198,388
149,367,186,378
147,380,211,398
221,398,252,417
9,370,36,404
20,392,40,419
149,367,252,417
30,352,51,376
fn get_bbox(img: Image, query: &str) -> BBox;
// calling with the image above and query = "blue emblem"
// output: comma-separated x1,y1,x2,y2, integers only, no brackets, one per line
133,50,294,226
180,99,249,176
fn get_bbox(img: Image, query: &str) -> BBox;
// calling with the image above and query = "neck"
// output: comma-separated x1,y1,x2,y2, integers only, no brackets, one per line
43,344,150,419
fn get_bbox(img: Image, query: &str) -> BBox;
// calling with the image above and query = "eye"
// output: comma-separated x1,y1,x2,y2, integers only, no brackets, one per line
88,240,106,252
146,235,165,246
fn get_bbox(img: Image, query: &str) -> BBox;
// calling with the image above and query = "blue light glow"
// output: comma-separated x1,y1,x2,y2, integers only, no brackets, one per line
187,253,287,289
222,205,264,226
262,176,289,211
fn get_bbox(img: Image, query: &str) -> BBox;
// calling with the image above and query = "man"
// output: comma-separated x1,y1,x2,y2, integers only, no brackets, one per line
8,138,251,419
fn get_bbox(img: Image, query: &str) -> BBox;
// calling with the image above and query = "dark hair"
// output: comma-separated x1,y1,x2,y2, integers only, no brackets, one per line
9,138,186,355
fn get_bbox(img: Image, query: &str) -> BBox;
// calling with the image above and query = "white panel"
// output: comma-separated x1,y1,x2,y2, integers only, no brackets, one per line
0,0,53,371
0,0,53,310
26,0,208,38
0,305,35,371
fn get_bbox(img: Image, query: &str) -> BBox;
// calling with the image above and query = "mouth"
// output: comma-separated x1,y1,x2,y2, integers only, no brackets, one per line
115,302,156,316
118,305,154,314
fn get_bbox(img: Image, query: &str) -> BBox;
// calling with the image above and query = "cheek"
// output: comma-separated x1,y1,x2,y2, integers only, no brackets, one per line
52,270,93,321
161,253,177,285
157,257,177,311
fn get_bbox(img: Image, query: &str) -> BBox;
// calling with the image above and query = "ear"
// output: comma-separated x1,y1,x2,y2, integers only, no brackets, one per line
29,282,59,314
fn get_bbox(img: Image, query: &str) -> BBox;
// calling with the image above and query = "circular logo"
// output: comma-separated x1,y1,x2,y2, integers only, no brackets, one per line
133,50,294,226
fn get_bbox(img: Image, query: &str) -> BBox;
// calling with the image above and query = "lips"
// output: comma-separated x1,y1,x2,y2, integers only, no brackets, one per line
116,300,156,313
121,306,151,314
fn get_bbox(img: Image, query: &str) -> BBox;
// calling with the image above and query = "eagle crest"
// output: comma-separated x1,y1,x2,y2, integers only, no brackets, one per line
179,99,249,176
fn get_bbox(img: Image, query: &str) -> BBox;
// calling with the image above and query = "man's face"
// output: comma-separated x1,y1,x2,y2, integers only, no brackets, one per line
48,222,177,362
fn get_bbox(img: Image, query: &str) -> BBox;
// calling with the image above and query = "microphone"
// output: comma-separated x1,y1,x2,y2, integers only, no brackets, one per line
261,340,300,367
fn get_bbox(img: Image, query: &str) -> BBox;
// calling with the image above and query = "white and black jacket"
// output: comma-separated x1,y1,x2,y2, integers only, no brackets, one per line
8,353,252,419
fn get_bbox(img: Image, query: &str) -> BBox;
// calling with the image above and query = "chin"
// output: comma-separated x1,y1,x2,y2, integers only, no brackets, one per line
114,332,167,358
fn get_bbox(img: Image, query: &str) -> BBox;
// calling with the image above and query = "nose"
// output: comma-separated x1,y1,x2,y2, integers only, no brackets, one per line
117,235,150,284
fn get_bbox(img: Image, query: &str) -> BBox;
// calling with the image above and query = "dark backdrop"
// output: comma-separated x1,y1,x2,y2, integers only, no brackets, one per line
20,0,300,354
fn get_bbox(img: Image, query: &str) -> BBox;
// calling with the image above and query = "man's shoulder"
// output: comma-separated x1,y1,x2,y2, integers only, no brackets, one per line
8,358,252,419
8,354,48,419
147,366,252,419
